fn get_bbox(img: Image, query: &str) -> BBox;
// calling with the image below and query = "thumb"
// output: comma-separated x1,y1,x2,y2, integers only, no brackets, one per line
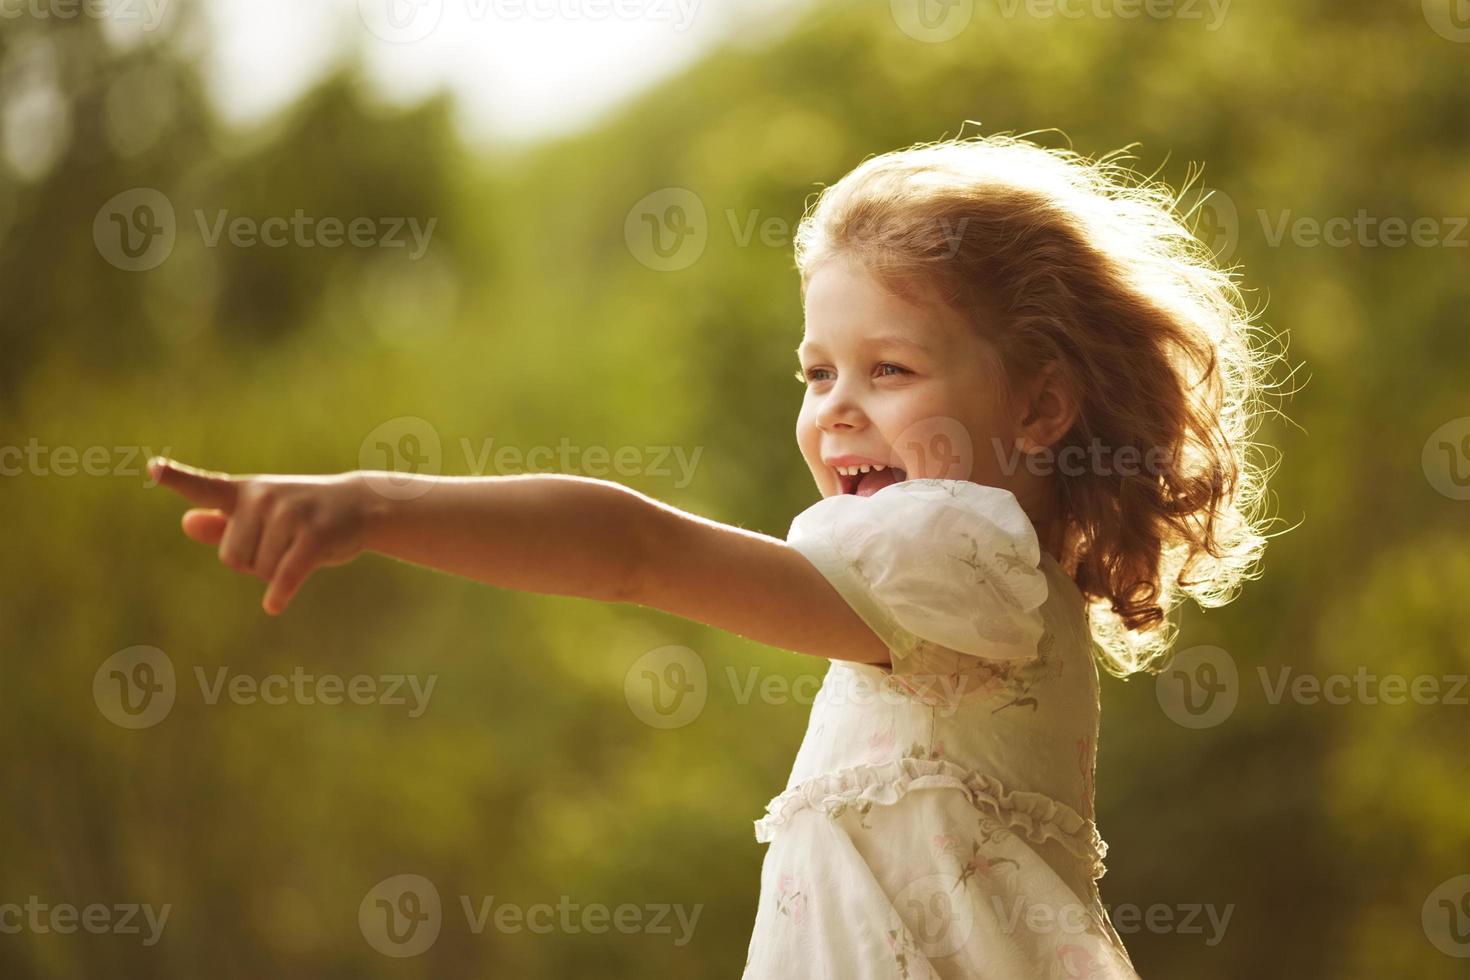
180,509,229,546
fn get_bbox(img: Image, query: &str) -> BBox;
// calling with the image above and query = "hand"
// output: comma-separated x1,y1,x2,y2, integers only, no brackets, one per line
149,457,372,616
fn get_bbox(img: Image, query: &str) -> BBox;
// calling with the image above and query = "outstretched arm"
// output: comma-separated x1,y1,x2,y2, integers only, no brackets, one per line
150,459,890,667
634,484,898,667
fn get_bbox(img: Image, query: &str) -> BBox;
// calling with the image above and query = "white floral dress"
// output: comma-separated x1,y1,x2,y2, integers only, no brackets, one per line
742,479,1139,979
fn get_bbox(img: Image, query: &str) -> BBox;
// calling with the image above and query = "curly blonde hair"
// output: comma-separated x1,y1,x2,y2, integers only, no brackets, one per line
793,131,1283,678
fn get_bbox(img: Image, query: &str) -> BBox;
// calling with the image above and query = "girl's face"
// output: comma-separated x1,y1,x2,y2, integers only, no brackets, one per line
796,254,1022,500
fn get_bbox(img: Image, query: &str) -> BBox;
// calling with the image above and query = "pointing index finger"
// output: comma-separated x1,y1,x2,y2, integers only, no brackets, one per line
148,457,241,512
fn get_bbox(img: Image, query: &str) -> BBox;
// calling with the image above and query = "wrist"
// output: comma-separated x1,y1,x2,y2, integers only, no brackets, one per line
349,470,401,555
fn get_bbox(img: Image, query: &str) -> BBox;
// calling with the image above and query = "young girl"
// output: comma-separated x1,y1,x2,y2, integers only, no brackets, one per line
149,133,1273,979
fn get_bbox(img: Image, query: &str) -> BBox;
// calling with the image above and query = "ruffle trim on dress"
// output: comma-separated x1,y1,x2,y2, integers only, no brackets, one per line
753,756,1109,882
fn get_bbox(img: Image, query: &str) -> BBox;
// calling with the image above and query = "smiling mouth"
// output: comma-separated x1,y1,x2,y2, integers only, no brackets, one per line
833,463,907,496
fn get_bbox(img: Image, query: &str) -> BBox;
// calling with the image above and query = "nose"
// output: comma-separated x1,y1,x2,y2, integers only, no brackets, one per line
814,376,866,432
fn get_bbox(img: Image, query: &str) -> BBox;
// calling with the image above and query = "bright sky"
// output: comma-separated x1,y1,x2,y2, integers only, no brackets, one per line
193,0,810,148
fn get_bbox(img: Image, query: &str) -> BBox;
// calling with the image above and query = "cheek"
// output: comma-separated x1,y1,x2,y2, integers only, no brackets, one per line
877,390,993,482
795,402,820,459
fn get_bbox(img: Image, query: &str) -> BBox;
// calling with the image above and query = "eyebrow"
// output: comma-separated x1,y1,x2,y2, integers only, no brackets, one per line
796,334,933,358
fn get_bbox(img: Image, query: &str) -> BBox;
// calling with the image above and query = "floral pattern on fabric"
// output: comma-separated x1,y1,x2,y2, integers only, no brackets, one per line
742,480,1139,978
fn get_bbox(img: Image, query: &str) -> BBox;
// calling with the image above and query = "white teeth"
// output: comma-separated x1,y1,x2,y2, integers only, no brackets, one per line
834,463,888,476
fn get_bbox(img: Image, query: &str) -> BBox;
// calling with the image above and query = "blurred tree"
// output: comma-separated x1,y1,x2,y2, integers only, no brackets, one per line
1,0,1467,977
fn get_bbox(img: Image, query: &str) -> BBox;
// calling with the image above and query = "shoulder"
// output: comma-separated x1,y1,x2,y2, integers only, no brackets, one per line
786,480,1050,662
788,480,1041,586
789,478,1035,537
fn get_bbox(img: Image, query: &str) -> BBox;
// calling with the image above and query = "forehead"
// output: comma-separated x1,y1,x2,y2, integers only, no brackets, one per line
799,254,959,356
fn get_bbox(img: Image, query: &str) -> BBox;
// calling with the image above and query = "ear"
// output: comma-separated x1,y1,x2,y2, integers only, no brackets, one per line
1014,362,1078,455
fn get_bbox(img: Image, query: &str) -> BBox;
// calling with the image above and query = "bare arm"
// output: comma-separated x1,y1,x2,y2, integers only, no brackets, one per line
151,458,890,665
619,490,895,667
358,471,892,666
358,472,652,604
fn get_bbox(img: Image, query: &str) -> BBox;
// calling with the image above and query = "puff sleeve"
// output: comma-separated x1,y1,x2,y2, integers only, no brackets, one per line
786,479,1049,667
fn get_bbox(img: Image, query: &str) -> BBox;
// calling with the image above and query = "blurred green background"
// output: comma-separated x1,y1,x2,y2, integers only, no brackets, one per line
3,0,1469,976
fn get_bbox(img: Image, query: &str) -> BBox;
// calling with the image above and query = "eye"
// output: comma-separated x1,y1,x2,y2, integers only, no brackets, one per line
799,367,834,383
876,362,911,377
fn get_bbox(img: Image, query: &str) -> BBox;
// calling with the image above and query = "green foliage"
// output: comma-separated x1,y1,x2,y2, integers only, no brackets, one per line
1,1,1466,976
